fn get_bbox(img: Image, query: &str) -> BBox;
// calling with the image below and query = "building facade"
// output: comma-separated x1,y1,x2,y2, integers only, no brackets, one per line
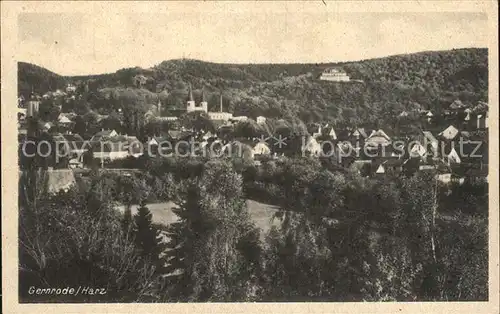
320,68,350,82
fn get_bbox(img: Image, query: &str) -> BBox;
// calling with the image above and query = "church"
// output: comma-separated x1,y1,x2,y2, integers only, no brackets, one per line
157,84,236,122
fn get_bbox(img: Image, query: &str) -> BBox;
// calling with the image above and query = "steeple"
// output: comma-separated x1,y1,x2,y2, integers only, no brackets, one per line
157,98,162,117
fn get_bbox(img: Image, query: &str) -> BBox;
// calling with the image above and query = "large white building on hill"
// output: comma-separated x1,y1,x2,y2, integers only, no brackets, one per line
320,68,350,82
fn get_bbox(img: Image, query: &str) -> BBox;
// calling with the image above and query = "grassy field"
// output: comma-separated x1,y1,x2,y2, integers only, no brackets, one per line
116,199,280,238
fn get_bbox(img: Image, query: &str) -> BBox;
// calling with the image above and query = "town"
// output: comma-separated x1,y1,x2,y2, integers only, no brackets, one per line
16,49,490,303
18,72,489,192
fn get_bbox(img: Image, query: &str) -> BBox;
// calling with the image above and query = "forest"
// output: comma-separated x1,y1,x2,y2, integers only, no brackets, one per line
18,48,488,129
19,153,488,302
17,48,489,302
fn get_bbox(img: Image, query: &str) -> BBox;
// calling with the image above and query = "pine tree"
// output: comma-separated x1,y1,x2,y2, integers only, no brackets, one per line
163,161,261,301
122,205,133,237
132,201,164,269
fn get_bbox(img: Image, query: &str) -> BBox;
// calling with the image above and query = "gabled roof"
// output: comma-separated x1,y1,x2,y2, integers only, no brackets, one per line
352,127,368,138
57,113,73,123
438,125,460,140
368,129,390,141
63,133,84,142
472,101,488,113
94,129,116,137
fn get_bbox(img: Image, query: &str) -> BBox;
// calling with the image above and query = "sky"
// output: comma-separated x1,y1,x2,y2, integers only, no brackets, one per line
17,8,488,76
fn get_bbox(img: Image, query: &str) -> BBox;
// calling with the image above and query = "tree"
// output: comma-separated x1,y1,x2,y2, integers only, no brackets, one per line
164,160,261,301
233,119,264,139
133,201,165,268
178,111,215,132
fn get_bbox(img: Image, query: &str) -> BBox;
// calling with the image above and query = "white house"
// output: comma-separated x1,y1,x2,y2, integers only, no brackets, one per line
375,163,386,174
58,113,73,124
312,125,322,138
438,125,460,141
208,112,233,121
464,108,472,121
302,136,322,156
90,129,118,142
328,128,337,140
256,116,267,125
365,129,391,147
66,83,77,93
410,142,427,159
252,142,271,156
446,147,461,165
320,68,350,82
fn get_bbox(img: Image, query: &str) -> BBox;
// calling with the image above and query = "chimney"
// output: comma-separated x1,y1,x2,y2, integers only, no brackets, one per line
220,93,223,113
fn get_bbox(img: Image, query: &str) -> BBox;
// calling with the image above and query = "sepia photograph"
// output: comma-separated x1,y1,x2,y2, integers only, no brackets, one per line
2,1,499,312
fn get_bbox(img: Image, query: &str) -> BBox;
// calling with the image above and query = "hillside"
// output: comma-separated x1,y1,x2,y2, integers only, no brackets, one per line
18,62,68,96
19,48,488,126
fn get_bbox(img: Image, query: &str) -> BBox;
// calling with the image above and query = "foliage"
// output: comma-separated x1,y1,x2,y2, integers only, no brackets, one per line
19,48,487,131
18,172,162,302
163,160,261,301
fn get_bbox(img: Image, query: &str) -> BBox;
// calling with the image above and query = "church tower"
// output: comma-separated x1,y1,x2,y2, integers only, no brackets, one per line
200,87,208,113
27,88,40,118
186,83,195,112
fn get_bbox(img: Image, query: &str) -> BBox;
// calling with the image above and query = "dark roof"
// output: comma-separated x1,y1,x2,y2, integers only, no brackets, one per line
63,134,84,142
94,129,116,137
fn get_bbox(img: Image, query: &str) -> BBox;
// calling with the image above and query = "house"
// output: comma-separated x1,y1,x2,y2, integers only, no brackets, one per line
322,125,337,140
320,68,350,82
365,129,391,149
438,125,460,141
311,124,322,138
409,142,427,159
90,129,118,142
57,113,73,125
65,83,77,93
18,108,27,121
256,116,267,125
231,116,248,122
437,173,452,184
426,111,434,122
147,136,172,154
418,158,438,171
42,122,54,132
167,130,192,141
464,108,472,121
374,161,386,175
444,144,461,165
422,131,439,158
202,131,216,141
252,142,271,156
351,127,368,141
302,136,322,156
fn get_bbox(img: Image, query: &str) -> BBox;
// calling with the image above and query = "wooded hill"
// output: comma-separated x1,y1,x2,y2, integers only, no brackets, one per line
18,48,488,126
